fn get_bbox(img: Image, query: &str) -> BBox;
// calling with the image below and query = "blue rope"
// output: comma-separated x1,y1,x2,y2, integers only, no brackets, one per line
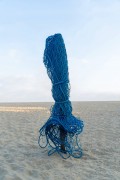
53,79,69,86
38,33,84,158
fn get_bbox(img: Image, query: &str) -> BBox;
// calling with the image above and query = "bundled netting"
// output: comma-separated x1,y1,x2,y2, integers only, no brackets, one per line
38,33,84,158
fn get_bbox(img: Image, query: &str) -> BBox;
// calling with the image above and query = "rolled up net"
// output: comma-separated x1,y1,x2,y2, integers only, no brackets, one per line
38,33,84,158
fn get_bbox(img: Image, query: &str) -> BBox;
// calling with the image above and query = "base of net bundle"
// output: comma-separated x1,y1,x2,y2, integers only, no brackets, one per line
38,136,83,159
47,147,83,159
38,121,84,159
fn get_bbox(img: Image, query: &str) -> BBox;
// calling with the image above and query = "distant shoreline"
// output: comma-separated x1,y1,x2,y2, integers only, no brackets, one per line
0,100,120,104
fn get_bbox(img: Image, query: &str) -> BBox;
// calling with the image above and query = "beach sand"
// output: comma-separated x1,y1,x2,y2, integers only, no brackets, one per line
0,102,120,180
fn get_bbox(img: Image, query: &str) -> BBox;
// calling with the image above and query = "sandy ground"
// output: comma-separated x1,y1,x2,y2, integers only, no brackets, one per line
0,102,120,180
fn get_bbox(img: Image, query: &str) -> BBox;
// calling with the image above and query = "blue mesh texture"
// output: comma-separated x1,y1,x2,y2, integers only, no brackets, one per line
38,33,84,159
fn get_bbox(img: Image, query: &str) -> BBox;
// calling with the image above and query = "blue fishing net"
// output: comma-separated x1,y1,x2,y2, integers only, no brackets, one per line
38,33,84,158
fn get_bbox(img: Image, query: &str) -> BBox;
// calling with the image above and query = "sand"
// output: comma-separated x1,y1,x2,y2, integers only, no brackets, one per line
0,102,120,180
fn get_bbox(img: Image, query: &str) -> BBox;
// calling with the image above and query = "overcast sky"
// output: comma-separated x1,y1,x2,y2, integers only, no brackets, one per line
0,0,120,102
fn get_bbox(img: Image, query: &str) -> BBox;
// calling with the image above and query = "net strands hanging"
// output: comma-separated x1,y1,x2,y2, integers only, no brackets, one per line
38,33,84,159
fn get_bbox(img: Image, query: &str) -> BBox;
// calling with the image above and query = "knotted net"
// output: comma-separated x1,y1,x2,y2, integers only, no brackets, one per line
38,33,84,158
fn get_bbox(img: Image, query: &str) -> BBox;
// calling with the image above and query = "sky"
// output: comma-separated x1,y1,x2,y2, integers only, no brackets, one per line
0,0,120,102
